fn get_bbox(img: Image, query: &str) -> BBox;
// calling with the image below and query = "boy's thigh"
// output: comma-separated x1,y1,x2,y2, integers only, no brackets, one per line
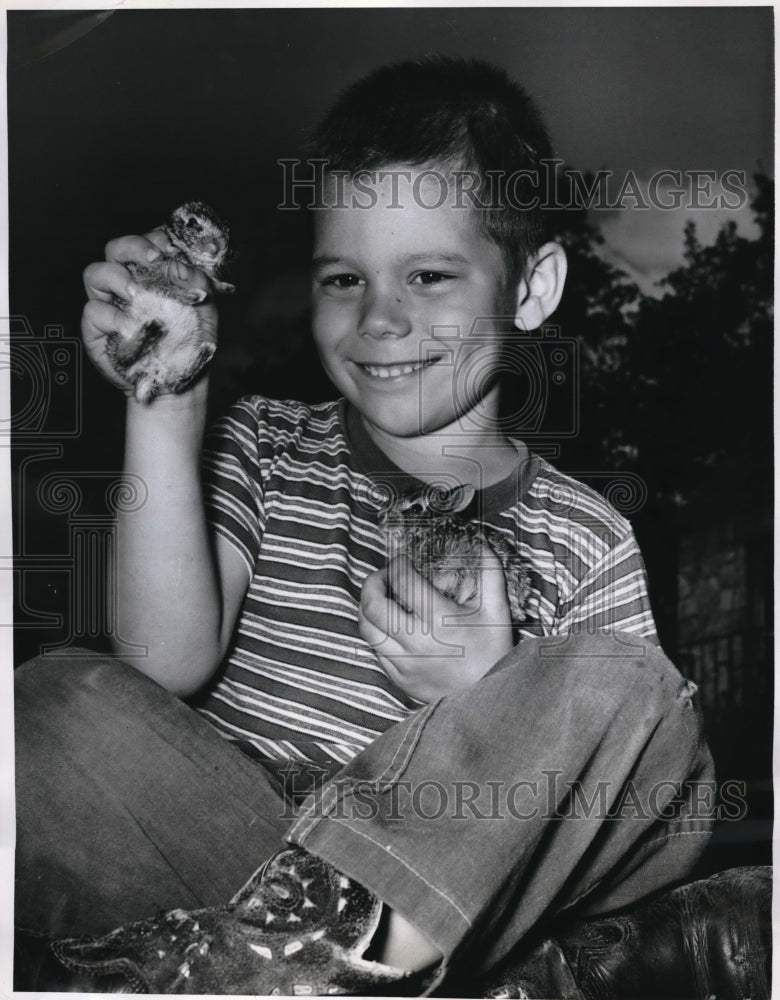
15,649,289,937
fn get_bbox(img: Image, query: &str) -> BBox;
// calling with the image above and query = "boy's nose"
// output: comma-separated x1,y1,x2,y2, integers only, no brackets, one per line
358,289,412,339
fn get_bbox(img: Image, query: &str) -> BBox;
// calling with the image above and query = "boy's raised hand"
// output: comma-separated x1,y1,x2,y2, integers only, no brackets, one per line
82,231,217,394
358,548,514,703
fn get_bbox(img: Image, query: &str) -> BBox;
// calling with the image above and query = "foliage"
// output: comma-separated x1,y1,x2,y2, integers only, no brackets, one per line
539,172,644,472
628,176,771,512
565,173,773,516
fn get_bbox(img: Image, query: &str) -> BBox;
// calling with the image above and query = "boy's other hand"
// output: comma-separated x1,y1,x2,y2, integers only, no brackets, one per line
82,230,217,395
358,550,514,703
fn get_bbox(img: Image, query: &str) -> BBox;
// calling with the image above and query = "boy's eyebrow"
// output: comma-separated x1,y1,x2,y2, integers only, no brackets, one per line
405,252,472,267
312,251,473,271
312,254,344,270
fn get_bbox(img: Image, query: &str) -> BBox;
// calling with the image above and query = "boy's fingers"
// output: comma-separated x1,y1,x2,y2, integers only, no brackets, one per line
360,563,394,600
103,232,214,297
82,298,133,342
386,550,510,626
475,545,513,621
83,261,137,304
387,555,448,621
80,302,135,390
357,603,406,660
160,257,212,295
357,609,385,646
360,569,416,647
145,227,176,253
104,234,165,265
360,569,395,628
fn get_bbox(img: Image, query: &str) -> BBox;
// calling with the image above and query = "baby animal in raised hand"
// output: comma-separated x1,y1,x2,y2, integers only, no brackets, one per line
107,202,234,403
381,484,531,626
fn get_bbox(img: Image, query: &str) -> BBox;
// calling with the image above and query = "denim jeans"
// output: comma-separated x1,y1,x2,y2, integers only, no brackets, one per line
15,633,714,979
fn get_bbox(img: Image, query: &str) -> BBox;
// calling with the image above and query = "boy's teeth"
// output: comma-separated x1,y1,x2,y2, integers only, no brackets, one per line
363,361,428,378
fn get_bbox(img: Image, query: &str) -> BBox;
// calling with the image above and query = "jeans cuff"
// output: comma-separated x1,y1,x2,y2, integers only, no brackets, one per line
286,813,471,960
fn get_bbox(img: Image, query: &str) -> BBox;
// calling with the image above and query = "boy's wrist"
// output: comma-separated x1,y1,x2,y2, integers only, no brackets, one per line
124,378,211,459
124,376,210,413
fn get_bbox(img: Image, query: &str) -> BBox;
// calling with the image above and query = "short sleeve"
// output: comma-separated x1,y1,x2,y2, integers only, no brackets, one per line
201,398,265,578
555,531,659,641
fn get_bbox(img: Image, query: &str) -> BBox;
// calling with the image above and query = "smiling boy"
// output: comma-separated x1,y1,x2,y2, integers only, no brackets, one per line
311,166,567,702
15,58,713,995
311,168,561,443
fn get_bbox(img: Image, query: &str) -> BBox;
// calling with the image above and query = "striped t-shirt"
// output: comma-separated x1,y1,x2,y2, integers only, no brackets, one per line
195,395,657,767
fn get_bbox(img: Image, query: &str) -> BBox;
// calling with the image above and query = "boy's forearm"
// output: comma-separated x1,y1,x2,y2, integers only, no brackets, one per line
114,380,224,696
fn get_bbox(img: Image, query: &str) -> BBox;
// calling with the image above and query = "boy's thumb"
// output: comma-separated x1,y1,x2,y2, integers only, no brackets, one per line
478,544,512,622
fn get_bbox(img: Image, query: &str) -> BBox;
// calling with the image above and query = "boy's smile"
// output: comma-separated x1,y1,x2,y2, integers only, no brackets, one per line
311,167,521,451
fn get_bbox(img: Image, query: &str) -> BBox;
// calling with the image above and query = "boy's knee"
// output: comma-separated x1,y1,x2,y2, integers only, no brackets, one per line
497,630,704,745
15,648,142,738
516,630,687,696
17,648,112,699
540,631,709,763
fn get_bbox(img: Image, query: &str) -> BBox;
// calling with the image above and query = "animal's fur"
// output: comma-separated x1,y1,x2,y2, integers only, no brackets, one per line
107,202,234,403
381,485,531,625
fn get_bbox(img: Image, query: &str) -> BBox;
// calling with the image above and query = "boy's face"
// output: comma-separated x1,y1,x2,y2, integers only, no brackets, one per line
311,167,519,440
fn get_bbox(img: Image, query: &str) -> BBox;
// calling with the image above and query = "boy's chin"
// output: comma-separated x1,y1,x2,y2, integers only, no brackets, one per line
356,404,470,441
359,411,429,439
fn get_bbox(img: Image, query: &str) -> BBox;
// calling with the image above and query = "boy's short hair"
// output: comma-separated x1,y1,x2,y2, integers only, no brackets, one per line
307,56,555,278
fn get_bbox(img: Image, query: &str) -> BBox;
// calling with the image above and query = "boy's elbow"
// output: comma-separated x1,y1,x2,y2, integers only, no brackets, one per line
145,660,219,699
109,637,221,699
167,679,209,700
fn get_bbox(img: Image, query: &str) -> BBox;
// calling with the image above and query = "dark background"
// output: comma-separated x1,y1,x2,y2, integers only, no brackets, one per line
7,7,773,874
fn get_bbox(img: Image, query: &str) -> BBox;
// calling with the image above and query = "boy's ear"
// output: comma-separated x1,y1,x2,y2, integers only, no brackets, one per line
512,243,568,331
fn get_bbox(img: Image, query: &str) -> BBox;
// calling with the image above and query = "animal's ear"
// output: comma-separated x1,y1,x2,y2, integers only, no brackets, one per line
430,483,476,515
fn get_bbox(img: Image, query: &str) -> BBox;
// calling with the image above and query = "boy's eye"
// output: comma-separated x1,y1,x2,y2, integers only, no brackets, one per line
321,273,363,289
411,272,452,286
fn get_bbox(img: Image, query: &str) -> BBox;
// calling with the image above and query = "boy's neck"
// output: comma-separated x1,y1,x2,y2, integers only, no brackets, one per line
356,412,527,492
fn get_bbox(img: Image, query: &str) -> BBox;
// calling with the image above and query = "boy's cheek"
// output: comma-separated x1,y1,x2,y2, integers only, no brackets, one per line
310,313,336,355
311,300,349,343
